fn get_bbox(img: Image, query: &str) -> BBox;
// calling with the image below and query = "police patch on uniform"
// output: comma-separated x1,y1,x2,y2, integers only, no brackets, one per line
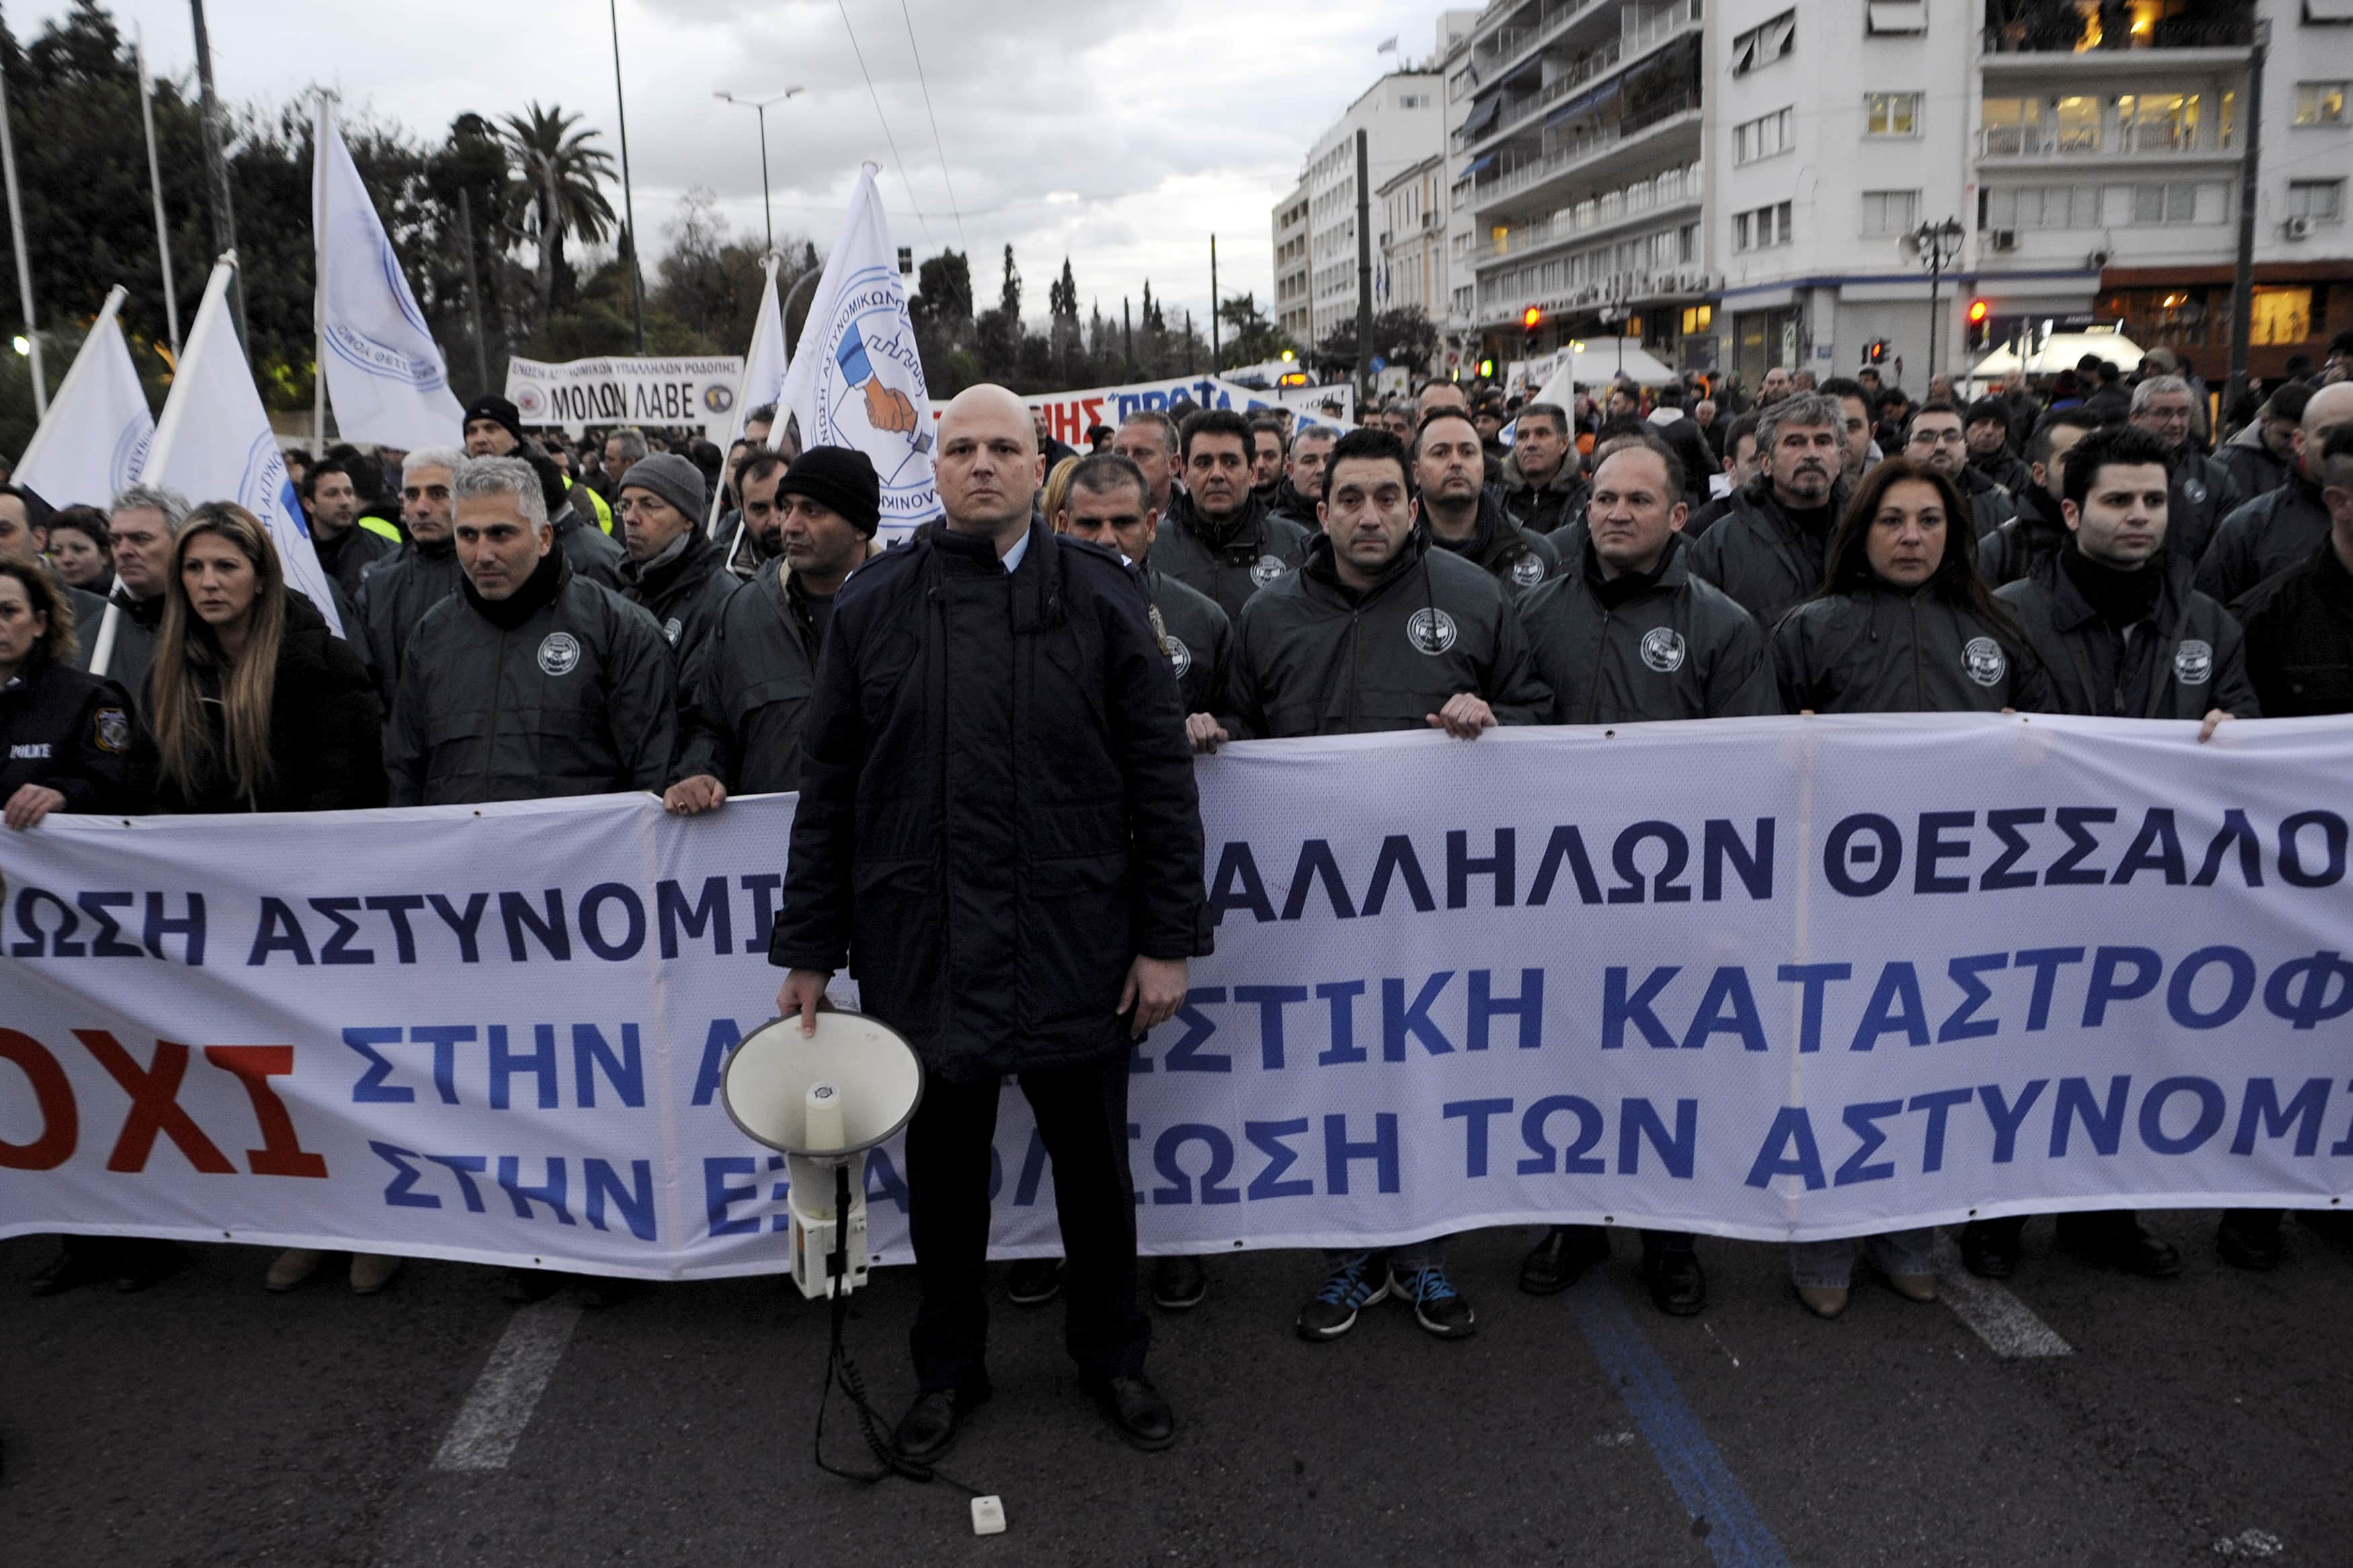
1250,553,1288,587
538,632,582,676
1962,635,2007,688
663,616,683,646
1640,627,1687,673
1406,607,1458,655
1164,634,1193,678
91,707,128,755
2173,638,2214,686
1510,553,1547,587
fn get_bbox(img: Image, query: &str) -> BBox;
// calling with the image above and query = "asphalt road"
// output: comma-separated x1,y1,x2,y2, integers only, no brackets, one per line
3,1210,2346,1567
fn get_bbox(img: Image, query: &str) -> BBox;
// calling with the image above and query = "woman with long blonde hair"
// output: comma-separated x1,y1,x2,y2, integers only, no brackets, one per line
135,503,397,1294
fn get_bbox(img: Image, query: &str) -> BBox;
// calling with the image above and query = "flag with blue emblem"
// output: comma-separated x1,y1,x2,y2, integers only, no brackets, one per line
312,97,465,449
13,285,153,511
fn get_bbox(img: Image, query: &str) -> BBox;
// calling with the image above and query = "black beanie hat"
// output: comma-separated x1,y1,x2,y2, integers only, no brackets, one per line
772,445,882,536
463,394,526,450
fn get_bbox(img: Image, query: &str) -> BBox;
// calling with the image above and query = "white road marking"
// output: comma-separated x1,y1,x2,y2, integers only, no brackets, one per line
1932,1235,2073,1359
431,1301,584,1471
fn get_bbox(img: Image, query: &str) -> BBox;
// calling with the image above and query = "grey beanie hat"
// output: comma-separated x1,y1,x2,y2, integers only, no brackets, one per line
617,450,707,522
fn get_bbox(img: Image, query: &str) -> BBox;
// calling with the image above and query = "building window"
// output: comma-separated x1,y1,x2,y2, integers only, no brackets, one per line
2128,182,2206,225
1732,9,1796,75
1865,92,1922,136
2289,179,2346,224
2249,288,2313,346
1865,1,1928,35
1861,189,1921,235
1734,200,1794,251
1398,94,1430,109
2295,83,2347,126
1981,97,2044,155
1735,107,1794,164
2118,93,2200,154
1681,304,1714,334
1984,185,2102,230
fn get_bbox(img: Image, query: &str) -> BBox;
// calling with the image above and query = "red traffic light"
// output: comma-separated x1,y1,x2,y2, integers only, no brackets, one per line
1968,298,1990,325
1521,306,1542,330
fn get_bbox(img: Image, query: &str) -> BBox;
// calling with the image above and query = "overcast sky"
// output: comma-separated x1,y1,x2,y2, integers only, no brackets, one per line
26,0,1445,337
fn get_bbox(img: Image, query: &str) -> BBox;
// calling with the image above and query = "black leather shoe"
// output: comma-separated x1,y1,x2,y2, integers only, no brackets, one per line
29,1245,103,1297
2217,1212,2284,1272
1086,1374,1176,1451
1959,1220,2019,1280
1518,1225,1609,1296
1644,1247,1706,1316
2061,1215,2181,1279
1005,1257,1064,1306
504,1267,563,1305
893,1381,991,1463
112,1242,182,1294
1152,1255,1207,1311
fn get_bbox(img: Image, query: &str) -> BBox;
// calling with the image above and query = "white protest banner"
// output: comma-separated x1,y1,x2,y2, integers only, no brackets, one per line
775,166,938,543
13,284,153,511
5,716,2352,1280
311,98,467,450
506,354,745,434
707,253,789,542
1003,374,1355,452
143,256,343,637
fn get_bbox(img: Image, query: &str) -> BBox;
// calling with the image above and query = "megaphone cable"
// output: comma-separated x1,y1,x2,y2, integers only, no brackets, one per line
811,1162,988,1503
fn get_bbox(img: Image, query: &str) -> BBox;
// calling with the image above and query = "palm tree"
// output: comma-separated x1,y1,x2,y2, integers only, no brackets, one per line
496,103,618,325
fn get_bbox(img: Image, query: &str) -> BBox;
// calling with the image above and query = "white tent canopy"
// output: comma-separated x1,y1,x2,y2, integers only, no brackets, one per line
1965,329,2147,386
1528,338,1681,409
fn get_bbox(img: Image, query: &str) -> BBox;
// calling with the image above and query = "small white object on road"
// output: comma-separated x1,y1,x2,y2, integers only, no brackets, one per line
1932,1236,2073,1360
971,1495,1007,1536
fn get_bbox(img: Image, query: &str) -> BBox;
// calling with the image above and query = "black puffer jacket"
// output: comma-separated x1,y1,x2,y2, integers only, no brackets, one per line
768,522,1211,1082
1773,582,2050,715
1427,491,1562,593
1226,532,1550,738
1519,534,1778,725
618,526,737,669
1497,449,1589,536
356,539,464,703
1999,549,2257,720
2198,479,2330,606
670,558,824,796
141,593,385,814
0,651,136,813
1683,479,1845,627
1977,484,2070,589
1152,490,1313,622
2233,537,2353,717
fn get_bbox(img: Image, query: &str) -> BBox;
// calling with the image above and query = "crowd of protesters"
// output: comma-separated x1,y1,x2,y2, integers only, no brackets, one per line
4,321,2352,1458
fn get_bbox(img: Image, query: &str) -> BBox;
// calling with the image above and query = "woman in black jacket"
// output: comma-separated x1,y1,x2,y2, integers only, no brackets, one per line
0,558,136,826
1771,459,2046,1319
137,502,397,1294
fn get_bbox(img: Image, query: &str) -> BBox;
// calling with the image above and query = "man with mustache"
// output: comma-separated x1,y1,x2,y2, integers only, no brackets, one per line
1684,391,1849,624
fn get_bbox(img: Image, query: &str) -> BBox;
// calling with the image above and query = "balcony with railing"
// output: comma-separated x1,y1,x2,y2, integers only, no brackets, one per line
1979,89,2241,161
1453,0,1704,157
1981,0,2254,66
1472,161,1704,266
1465,91,1703,216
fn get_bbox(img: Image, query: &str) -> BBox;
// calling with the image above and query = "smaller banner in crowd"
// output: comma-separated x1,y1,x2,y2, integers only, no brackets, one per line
775,165,939,540
144,257,343,637
311,99,467,451
13,285,153,512
1010,374,1353,452
506,354,746,435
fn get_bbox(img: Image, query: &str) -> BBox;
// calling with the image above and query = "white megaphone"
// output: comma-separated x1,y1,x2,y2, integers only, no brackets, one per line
721,1012,923,1299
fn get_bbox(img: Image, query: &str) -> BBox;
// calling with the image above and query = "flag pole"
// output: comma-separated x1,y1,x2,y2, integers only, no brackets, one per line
312,94,330,456
136,26,182,358
0,48,48,419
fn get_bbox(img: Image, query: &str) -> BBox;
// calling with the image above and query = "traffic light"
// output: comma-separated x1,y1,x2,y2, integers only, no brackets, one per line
1521,305,1542,332
1477,357,1495,378
1966,298,1992,352
1864,338,1890,366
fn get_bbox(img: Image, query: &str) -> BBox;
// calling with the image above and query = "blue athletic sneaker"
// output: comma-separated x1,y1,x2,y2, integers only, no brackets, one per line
1295,1253,1389,1341
1390,1264,1476,1339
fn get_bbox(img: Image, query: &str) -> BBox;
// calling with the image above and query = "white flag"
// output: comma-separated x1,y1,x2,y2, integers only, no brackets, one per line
706,253,791,537
774,167,937,539
13,286,154,511
146,257,344,636
312,97,465,449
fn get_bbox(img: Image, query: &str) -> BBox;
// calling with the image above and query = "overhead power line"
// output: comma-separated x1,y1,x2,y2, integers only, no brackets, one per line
835,0,928,235
897,0,966,251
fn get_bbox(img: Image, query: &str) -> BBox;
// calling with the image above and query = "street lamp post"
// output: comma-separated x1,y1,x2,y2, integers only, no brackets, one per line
1902,217,1967,383
713,86,804,255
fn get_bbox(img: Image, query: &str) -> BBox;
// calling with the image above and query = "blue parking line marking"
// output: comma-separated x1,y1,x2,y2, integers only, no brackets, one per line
1564,1276,1794,1568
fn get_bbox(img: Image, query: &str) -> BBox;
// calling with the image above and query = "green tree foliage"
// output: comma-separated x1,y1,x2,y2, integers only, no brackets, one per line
1215,291,1293,370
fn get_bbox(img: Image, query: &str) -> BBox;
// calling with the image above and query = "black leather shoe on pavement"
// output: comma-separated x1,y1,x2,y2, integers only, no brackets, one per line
28,1245,103,1297
1086,1374,1176,1451
1152,1255,1207,1311
2217,1212,2284,1272
893,1382,991,1463
1644,1247,1706,1316
1005,1257,1064,1305
1518,1225,1609,1296
1959,1221,2018,1280
2062,1216,2181,1279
